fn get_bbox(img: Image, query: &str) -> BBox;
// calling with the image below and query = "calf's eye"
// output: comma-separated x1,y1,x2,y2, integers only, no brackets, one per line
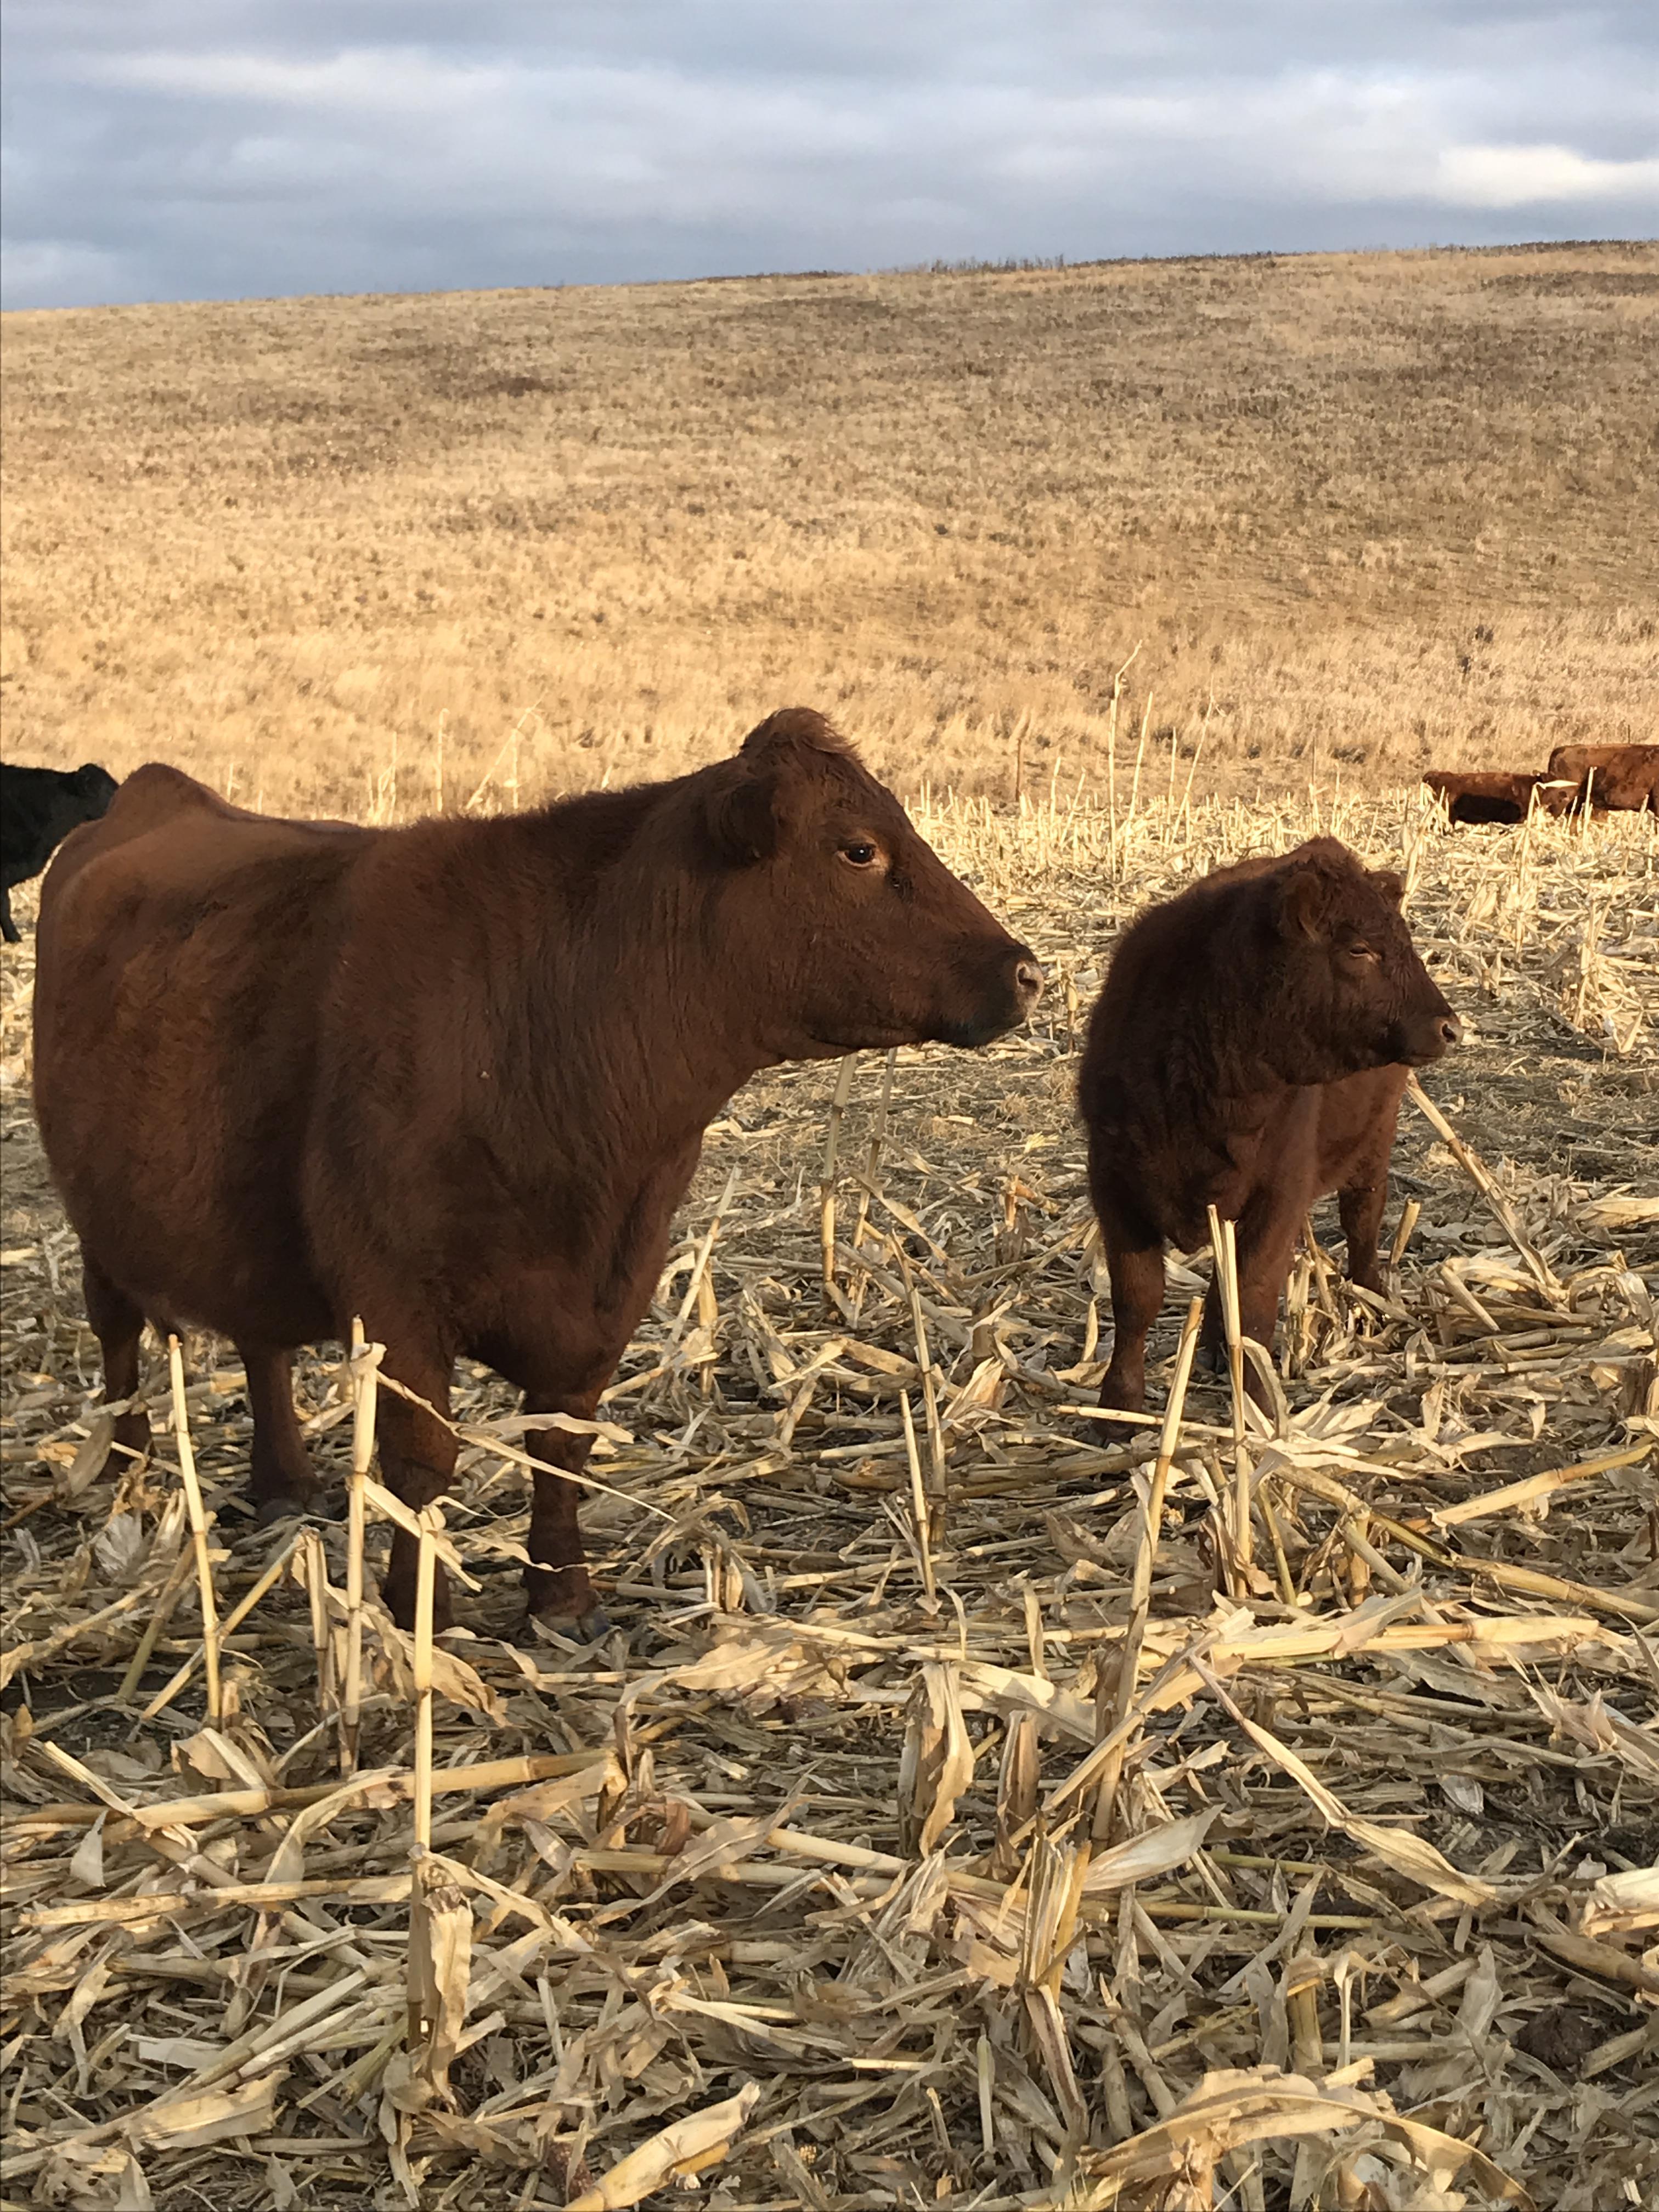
840,840,879,867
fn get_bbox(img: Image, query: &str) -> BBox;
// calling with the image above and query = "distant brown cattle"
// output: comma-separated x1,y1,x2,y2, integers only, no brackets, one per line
1545,744,1659,813
1421,770,1561,825
1078,838,1459,1424
33,710,1043,1634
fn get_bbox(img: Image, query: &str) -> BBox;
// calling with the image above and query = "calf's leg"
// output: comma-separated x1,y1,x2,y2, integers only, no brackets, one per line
82,1252,150,1466
1334,1105,1403,1295
239,1345,320,1523
1198,1277,1227,1375
0,885,19,945
1338,1180,1390,1295
1097,1228,1167,1430
1229,1188,1305,1410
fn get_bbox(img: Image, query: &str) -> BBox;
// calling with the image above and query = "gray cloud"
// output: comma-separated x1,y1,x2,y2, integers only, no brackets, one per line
3,1,1655,307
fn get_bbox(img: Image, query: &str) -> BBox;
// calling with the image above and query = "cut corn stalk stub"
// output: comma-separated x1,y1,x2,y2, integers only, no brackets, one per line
566,2082,763,2211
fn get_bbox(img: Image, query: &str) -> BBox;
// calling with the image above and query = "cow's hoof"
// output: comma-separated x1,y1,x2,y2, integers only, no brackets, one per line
384,1598,455,1637
1195,1338,1228,1378
1093,1403,1146,1444
253,1491,325,1528
520,1603,612,1646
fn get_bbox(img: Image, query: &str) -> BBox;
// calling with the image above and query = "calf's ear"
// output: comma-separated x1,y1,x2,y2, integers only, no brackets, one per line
742,707,843,759
1276,864,1329,940
1370,868,1406,907
699,759,778,867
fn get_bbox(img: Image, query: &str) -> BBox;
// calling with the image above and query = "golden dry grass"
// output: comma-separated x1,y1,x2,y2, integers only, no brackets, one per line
3,240,1657,814
2,787,1655,2210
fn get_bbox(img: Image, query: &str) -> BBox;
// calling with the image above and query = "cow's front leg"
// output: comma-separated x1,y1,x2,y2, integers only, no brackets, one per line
372,1335,459,1634
241,1344,320,1522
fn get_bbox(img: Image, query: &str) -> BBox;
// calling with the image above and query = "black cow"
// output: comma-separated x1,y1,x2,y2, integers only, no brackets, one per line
2,764,120,943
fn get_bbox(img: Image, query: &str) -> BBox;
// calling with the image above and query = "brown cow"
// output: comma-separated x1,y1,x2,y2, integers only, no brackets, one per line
1078,838,1459,1426
1545,744,1659,813
1421,770,1561,825
33,710,1042,1634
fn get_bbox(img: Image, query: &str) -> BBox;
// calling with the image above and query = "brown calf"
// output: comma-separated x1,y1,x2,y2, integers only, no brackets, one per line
1421,770,1559,825
34,710,1042,1634
1545,744,1659,813
1078,839,1459,1425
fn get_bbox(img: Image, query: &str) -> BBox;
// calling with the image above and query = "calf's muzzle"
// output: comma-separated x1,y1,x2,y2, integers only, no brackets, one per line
1398,1006,1462,1063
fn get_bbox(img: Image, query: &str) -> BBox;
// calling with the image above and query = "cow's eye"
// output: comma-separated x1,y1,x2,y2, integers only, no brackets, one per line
840,840,879,867
1347,943,1381,962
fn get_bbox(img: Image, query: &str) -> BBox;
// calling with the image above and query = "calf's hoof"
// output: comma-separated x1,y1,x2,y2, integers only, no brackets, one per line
381,1568,456,1637
111,1417,153,1462
1195,1337,1228,1378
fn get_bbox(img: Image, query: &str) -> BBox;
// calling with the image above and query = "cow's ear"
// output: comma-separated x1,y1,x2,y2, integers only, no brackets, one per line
1371,868,1406,907
1276,865,1329,940
700,761,778,867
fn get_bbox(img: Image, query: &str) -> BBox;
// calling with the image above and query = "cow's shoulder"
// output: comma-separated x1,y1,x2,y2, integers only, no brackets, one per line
43,765,371,932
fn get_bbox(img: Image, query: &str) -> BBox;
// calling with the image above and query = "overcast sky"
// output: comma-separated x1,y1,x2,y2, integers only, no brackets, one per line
3,1,1655,309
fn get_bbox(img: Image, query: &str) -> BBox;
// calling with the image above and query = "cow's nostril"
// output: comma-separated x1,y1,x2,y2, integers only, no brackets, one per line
1440,1016,1462,1046
1015,958,1045,1005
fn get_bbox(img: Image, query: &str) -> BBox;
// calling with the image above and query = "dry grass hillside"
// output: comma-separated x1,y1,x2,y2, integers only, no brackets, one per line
3,240,1656,814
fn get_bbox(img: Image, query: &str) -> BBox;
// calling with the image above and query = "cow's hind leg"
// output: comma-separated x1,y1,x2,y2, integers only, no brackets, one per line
83,1252,150,1466
0,885,19,945
239,1345,320,1524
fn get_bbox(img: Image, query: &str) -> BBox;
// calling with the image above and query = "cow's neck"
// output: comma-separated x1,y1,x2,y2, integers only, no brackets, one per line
511,851,772,1180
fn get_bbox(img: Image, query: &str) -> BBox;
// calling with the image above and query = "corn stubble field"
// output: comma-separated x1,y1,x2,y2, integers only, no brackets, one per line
2,245,1658,2212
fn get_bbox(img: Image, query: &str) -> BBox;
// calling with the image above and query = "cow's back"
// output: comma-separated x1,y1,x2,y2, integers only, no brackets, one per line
1082,860,1268,1089
34,766,373,1343
1546,743,1659,806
